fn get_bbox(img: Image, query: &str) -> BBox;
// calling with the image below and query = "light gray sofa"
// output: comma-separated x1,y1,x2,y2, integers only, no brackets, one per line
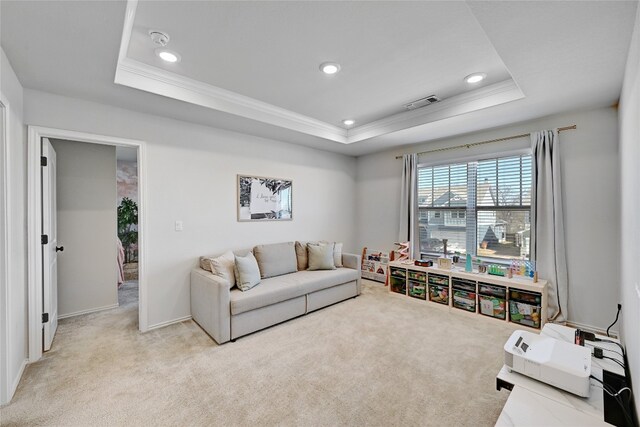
190,243,361,344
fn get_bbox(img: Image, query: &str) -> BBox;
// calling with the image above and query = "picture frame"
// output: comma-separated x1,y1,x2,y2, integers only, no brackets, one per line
237,175,293,221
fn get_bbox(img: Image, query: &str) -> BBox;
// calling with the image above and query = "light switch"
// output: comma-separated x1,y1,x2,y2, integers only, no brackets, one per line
175,220,183,231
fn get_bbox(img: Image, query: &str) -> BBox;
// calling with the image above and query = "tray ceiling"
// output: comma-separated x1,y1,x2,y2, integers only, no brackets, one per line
116,0,524,144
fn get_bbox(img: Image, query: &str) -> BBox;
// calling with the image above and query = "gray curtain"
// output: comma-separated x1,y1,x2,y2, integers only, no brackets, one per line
531,130,568,323
399,154,420,259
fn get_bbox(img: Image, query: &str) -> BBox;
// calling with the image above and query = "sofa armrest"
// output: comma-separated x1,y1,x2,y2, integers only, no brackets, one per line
342,253,362,295
190,268,231,344
342,253,361,271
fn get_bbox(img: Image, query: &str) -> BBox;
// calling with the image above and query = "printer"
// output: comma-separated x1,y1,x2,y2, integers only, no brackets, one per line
504,330,592,397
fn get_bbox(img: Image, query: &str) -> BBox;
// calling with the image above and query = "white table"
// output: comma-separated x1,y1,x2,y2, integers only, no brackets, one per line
495,324,625,426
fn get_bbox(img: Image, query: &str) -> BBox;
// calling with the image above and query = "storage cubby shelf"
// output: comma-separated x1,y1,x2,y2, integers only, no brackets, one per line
388,261,548,329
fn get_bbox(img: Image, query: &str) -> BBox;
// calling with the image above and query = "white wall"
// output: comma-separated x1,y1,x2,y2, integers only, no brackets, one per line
356,107,620,331
618,4,640,415
23,89,357,329
0,48,28,404
50,139,118,318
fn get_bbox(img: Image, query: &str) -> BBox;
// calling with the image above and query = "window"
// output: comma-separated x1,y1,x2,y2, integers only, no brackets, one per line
418,154,532,260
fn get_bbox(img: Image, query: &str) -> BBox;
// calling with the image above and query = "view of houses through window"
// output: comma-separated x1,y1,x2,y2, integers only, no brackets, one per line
418,154,532,261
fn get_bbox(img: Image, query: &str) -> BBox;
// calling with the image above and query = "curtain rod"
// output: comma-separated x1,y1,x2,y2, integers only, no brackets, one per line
394,125,577,159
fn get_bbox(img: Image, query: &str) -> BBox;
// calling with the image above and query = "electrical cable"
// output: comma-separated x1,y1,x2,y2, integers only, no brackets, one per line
590,375,634,426
586,343,624,358
596,338,626,356
602,356,625,370
607,304,621,337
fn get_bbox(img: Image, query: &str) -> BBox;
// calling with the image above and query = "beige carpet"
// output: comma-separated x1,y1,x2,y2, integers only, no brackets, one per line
1,280,515,426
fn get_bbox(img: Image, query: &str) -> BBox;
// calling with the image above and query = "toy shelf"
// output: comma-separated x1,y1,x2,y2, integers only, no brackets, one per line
387,261,548,329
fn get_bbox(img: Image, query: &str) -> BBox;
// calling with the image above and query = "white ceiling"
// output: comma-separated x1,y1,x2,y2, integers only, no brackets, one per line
1,1,637,156
129,1,512,127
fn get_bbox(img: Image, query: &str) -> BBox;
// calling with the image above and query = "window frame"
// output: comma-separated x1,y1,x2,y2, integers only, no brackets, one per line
417,152,532,263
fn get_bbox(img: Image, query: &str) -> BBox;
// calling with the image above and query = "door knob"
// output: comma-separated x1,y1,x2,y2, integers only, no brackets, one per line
55,246,64,252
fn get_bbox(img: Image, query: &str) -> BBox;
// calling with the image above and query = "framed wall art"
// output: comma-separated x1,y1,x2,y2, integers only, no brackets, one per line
237,175,293,221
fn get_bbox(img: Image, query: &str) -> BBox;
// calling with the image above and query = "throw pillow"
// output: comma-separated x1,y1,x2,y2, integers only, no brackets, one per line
307,242,336,271
295,241,308,271
234,252,261,291
333,242,343,268
199,256,215,272
253,242,298,279
208,251,236,288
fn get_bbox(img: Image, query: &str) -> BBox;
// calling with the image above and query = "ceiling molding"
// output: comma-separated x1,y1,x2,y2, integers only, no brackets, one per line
115,0,348,143
346,79,525,143
115,0,525,145
115,57,349,143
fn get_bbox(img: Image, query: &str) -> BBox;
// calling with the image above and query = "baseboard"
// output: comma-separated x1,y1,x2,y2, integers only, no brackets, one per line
147,315,192,331
566,320,618,338
58,303,119,320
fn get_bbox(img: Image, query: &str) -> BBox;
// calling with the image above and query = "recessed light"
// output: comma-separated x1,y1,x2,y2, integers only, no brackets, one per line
464,73,486,84
156,49,181,63
320,62,341,75
342,119,355,126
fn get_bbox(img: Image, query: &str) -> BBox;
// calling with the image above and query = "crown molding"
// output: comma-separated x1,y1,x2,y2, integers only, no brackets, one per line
115,0,525,145
115,0,348,143
345,79,525,143
115,57,348,143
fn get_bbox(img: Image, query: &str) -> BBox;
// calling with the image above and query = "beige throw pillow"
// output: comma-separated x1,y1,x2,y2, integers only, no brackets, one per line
307,242,336,271
234,252,261,291
208,251,236,288
295,241,308,271
253,242,297,279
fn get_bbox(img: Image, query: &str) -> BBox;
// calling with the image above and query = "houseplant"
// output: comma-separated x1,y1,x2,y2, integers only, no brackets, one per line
117,197,138,264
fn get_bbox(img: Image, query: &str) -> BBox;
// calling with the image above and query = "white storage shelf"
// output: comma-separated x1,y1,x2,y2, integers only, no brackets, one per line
388,260,548,329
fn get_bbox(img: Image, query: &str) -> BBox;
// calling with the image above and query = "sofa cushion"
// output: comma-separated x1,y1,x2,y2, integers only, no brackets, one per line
208,251,236,287
234,252,261,291
229,268,359,315
293,268,359,295
230,276,304,315
308,242,335,271
253,242,298,279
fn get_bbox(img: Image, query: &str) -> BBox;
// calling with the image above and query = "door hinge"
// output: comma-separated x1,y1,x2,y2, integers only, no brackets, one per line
41,234,49,245
41,156,48,167
42,313,49,323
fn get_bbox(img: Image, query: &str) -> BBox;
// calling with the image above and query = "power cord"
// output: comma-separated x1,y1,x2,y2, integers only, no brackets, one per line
587,343,624,358
607,304,622,337
602,356,626,370
590,375,634,426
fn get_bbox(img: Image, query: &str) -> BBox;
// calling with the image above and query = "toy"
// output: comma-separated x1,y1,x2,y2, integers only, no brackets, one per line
394,241,410,261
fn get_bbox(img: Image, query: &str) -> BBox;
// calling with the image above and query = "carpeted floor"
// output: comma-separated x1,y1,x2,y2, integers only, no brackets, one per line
1,280,515,426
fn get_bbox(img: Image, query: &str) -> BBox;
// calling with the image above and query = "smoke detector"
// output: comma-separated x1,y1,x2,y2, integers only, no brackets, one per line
404,95,441,111
149,30,170,47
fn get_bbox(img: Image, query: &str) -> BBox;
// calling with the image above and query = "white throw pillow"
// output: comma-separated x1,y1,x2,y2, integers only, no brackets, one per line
234,252,261,291
333,242,343,268
307,242,336,271
208,251,236,288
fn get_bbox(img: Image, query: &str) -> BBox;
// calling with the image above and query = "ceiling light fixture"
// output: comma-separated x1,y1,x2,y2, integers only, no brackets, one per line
156,49,181,63
464,73,486,84
342,119,355,126
320,62,341,75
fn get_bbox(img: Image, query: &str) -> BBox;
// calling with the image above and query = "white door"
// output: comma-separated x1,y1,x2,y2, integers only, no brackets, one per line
42,138,58,351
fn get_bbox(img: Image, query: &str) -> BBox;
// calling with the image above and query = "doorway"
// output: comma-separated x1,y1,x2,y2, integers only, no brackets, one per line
27,127,148,362
116,147,139,311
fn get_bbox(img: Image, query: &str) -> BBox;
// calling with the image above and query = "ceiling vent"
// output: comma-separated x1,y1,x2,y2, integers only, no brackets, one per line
404,95,441,111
